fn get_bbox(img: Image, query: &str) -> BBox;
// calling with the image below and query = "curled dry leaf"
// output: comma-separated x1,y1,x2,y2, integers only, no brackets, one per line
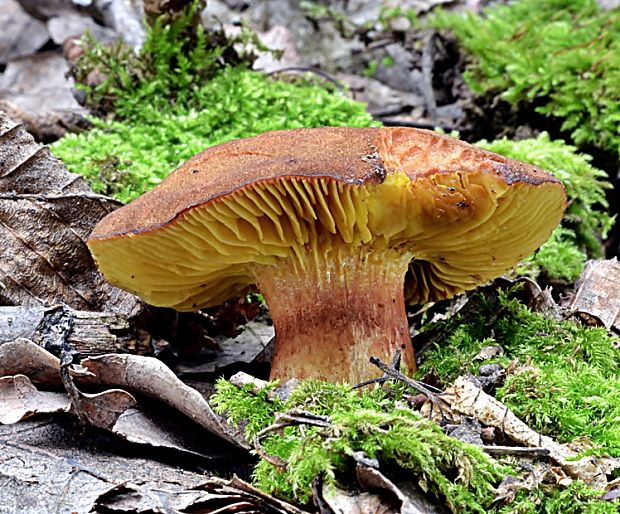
321,484,397,514
81,353,249,449
61,359,138,431
0,110,139,314
191,476,311,514
570,259,620,331
0,339,247,450
355,459,446,514
0,374,69,424
427,376,619,489
0,338,65,385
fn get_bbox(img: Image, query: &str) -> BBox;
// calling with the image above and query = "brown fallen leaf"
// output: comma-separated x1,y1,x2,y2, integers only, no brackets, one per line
0,339,248,449
355,456,446,514
81,354,249,449
47,13,118,46
0,417,209,514
321,484,397,514
93,475,309,514
0,338,65,385
0,53,87,140
0,374,69,423
176,320,275,375
0,110,139,314
570,259,620,331
0,0,49,64
61,358,138,431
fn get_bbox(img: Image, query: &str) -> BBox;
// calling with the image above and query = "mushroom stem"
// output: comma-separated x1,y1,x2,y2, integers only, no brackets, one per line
254,246,416,383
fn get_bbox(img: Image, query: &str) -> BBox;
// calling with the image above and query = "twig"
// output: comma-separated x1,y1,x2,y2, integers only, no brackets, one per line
253,410,332,469
267,67,346,92
482,445,551,458
353,351,402,389
369,356,443,395
369,356,449,419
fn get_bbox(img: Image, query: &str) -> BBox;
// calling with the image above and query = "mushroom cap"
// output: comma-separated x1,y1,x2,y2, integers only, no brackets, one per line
88,127,566,308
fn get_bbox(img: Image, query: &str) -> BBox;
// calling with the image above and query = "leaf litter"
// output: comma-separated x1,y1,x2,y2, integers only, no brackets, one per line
0,110,138,314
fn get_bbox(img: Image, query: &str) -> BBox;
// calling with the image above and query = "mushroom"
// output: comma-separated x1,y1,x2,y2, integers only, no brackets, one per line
88,127,566,383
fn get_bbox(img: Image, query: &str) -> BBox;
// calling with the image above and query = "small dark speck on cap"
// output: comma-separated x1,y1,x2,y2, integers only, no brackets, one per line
457,201,469,208
191,169,199,174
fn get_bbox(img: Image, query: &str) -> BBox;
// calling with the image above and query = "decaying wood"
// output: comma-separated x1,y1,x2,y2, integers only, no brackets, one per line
0,305,151,356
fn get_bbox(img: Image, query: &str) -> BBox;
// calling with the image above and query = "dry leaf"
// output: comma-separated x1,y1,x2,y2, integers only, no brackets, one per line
570,259,620,330
0,339,247,449
0,374,69,423
322,484,397,514
0,417,208,514
0,338,64,385
0,53,86,139
81,353,249,449
0,110,139,314
47,13,117,45
177,320,275,375
0,0,49,64
356,463,444,514
432,376,619,489
191,476,310,514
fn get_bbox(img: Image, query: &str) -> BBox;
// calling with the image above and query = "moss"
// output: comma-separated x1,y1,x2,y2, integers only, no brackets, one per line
416,285,620,511
497,481,618,514
71,0,259,118
51,0,376,202
418,287,620,454
52,66,377,202
432,0,620,157
212,379,506,512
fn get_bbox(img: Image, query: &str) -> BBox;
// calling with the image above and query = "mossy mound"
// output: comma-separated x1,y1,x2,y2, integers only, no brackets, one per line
212,379,506,513
418,286,620,454
213,286,620,513
51,0,377,203
52,67,377,203
432,0,620,157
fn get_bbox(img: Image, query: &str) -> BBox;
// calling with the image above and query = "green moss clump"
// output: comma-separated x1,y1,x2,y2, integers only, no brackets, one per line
432,0,620,156
476,133,614,278
497,480,619,514
71,0,257,118
52,0,376,202
417,286,620,511
51,66,377,202
418,287,620,454
212,379,505,512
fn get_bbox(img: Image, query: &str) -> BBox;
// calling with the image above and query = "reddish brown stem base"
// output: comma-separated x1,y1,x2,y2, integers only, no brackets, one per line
255,248,416,383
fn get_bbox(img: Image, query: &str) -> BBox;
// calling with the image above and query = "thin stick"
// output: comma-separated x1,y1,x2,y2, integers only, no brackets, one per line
353,351,402,389
482,445,551,458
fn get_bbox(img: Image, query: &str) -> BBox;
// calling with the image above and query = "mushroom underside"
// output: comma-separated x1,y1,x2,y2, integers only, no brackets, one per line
89,171,564,382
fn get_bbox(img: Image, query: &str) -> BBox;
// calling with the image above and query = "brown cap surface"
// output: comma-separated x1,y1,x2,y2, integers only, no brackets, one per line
88,127,567,309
